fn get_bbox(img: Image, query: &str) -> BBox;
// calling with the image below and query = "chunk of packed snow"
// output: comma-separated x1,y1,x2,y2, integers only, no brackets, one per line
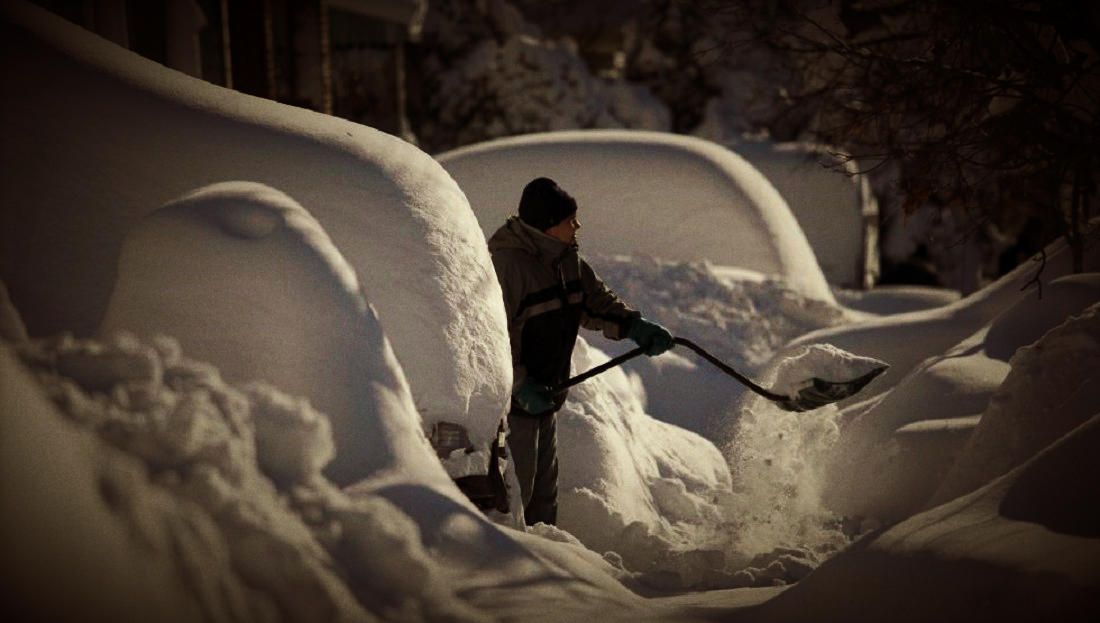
242,382,336,487
0,2,510,448
437,129,835,304
768,344,887,400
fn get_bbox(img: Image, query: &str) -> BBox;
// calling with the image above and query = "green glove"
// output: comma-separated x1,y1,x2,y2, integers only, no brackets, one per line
628,317,674,356
513,377,555,414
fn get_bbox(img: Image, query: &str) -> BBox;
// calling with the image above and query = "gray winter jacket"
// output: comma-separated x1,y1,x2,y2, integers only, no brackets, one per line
488,217,639,411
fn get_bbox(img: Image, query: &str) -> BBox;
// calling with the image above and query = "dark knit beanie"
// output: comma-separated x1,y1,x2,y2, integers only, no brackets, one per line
518,177,577,231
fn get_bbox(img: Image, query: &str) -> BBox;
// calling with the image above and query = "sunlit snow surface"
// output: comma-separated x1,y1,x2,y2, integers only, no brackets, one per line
3,1,1100,619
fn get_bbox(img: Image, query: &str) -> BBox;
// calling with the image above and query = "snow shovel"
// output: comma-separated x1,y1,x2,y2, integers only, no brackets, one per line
556,336,886,412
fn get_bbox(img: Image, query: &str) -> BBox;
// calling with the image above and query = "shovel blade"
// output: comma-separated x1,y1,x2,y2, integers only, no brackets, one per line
775,365,888,412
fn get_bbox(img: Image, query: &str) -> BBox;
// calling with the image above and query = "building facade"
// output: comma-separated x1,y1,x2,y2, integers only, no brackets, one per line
31,0,425,140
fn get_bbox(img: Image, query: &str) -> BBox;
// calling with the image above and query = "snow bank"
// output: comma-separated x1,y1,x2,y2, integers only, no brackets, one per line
5,331,665,621
780,227,1100,403
0,1,510,446
819,326,1009,522
4,334,485,622
437,130,835,304
821,273,1100,523
745,412,1100,623
579,254,848,440
0,344,201,622
730,141,878,289
557,339,740,591
931,299,1100,506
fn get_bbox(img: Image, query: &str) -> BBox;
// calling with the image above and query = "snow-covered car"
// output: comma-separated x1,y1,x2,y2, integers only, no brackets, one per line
436,129,836,306
0,0,515,513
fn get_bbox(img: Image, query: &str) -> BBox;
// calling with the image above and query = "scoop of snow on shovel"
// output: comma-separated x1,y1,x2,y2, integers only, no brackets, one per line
771,344,888,403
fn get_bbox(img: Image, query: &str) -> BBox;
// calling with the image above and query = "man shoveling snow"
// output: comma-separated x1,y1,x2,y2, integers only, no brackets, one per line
488,177,675,526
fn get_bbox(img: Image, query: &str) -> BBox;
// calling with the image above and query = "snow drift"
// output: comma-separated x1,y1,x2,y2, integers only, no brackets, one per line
745,411,1100,623
781,231,1100,401
824,274,1100,523
557,339,738,591
723,230,1098,553
2,333,487,622
0,0,510,446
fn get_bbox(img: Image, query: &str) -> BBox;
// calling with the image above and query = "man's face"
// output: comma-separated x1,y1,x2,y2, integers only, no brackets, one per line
545,213,581,246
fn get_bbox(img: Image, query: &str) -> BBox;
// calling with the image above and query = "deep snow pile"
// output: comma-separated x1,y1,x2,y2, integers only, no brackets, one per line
580,253,850,439
931,295,1100,505
726,232,1099,555
781,231,1100,404
4,333,483,622
2,330,655,622
799,238,1100,525
556,337,851,592
742,306,1100,622
557,339,735,590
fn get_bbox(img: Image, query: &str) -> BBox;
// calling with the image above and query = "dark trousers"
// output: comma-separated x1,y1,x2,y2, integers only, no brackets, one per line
507,408,559,526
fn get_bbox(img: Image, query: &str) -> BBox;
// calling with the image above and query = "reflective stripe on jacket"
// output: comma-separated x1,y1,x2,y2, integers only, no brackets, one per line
488,217,639,409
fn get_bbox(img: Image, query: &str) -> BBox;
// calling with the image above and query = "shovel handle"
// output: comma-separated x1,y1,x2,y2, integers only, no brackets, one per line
671,337,788,402
555,345,648,391
555,336,787,403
